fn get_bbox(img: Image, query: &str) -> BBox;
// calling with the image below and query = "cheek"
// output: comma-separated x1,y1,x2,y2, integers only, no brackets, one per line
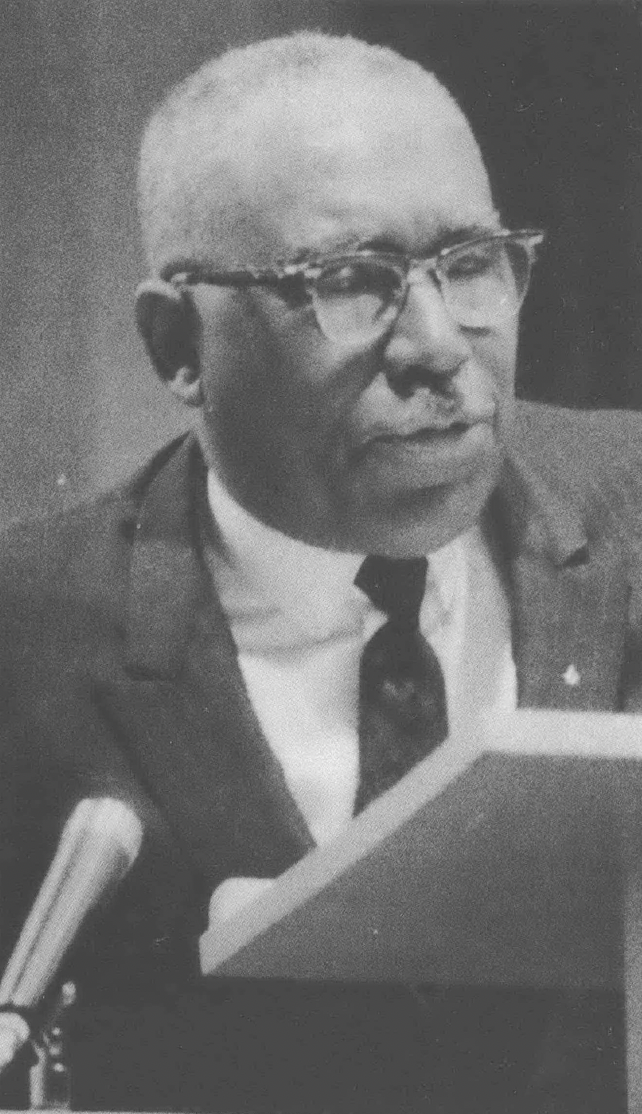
202,294,292,414
197,300,280,473
471,326,518,394
198,296,364,489
227,295,372,443
468,328,518,448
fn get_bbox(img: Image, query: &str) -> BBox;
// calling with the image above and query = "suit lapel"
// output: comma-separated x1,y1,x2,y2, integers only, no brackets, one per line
96,438,313,898
496,448,630,711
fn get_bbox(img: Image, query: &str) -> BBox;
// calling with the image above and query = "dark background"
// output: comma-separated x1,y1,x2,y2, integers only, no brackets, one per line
1,0,640,524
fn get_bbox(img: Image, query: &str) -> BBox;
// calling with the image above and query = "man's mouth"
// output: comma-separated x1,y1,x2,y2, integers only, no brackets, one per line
345,411,498,491
370,418,469,443
350,415,487,460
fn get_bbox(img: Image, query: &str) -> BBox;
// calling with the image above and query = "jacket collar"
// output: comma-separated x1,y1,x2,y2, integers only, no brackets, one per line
119,436,313,894
495,445,589,569
125,436,220,678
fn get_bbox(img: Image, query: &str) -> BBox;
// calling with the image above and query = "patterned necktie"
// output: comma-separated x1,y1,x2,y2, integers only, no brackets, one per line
354,555,449,813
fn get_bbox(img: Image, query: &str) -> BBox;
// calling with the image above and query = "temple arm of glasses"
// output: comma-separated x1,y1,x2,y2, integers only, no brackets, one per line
167,267,283,288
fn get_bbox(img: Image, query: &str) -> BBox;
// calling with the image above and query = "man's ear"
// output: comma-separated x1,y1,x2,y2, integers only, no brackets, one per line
135,279,203,406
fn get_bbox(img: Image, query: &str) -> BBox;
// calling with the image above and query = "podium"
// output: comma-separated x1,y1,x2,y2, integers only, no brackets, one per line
200,710,642,1110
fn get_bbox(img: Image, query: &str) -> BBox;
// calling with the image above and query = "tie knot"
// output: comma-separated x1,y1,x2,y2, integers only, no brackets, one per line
355,555,428,625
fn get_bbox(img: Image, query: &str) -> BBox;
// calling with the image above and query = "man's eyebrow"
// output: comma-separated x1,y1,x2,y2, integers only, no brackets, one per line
430,223,504,251
286,233,366,262
288,223,504,262
357,224,503,256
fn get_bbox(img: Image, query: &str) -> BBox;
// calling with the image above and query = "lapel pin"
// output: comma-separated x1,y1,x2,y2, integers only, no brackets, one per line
563,664,581,687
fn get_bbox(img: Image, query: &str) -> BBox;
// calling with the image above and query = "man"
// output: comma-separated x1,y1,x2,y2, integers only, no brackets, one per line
0,31,640,1114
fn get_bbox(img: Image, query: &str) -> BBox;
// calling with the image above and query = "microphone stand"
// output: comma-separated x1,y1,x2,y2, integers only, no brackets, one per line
28,982,76,1110
0,980,76,1110
0,798,143,1108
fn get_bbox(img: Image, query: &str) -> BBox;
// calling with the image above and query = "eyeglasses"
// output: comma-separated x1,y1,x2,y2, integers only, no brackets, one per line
167,229,545,347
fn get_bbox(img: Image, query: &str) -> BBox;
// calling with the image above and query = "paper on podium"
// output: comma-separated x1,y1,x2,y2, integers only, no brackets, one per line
200,710,642,990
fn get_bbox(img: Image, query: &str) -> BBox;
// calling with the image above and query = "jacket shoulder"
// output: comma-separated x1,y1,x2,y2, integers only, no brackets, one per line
514,403,642,601
515,401,642,516
515,400,642,467
0,436,188,616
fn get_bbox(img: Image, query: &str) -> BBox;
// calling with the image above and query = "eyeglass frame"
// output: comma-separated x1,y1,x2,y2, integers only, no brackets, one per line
164,228,545,342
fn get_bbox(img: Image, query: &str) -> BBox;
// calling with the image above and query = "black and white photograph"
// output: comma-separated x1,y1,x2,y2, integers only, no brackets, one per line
0,2,641,1112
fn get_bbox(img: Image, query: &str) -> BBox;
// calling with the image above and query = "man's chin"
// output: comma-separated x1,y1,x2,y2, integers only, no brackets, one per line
340,463,502,557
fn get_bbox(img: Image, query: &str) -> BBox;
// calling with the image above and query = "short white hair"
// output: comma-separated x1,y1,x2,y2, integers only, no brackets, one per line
138,31,468,275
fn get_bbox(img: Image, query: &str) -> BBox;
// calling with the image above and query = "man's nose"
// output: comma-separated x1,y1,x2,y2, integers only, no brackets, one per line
383,277,471,388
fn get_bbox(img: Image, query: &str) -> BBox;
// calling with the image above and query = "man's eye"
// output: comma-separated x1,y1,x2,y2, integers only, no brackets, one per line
318,261,398,299
446,247,497,281
319,263,365,295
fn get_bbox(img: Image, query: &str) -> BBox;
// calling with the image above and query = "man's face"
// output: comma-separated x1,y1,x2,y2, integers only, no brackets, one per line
190,74,519,556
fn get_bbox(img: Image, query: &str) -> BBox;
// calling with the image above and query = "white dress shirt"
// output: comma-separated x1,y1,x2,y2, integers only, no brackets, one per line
206,470,517,849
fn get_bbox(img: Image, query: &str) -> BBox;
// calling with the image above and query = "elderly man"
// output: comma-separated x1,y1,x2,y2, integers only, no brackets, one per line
1,31,640,1114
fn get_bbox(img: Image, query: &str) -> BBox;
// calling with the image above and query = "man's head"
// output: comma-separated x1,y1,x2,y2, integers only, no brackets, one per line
136,32,538,556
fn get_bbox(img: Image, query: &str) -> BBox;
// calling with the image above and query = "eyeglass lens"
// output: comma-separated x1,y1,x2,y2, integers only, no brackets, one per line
315,258,403,341
312,239,534,344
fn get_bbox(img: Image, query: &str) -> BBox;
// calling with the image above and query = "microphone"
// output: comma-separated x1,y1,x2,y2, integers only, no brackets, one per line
0,797,143,1071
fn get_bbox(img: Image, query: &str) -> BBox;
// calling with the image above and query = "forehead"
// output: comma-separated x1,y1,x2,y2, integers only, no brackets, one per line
209,71,496,262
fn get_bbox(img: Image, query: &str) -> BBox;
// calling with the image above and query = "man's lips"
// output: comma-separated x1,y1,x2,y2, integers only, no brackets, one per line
349,412,494,460
344,414,498,490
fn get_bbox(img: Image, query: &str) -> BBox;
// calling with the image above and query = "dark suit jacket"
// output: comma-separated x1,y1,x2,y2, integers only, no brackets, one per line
0,401,641,1113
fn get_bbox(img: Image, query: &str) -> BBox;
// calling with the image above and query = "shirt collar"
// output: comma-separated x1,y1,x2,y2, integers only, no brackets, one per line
207,470,365,636
207,469,465,639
